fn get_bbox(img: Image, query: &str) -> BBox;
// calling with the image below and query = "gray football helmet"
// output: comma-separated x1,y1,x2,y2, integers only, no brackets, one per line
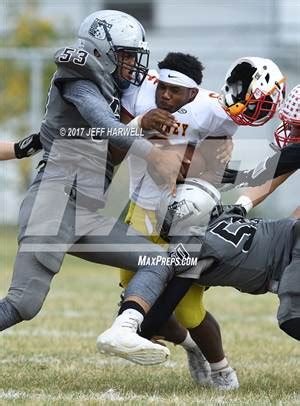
156,178,221,241
78,10,149,86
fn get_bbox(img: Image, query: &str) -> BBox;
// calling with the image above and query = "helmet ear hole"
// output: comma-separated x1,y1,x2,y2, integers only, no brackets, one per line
220,57,285,126
94,49,101,57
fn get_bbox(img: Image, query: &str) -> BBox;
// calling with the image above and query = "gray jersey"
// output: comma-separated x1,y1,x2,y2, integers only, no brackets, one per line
38,46,151,206
197,209,297,294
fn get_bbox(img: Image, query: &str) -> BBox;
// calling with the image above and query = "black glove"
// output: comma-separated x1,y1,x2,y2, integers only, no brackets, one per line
14,133,42,159
221,167,250,186
222,204,247,217
221,156,279,188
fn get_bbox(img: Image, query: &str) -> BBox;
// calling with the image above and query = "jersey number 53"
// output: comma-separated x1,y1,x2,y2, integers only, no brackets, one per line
58,47,88,66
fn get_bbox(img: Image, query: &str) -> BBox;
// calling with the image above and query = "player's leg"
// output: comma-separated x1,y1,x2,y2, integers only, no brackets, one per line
71,215,173,364
71,215,172,305
189,311,239,390
117,203,237,381
278,221,300,340
117,203,211,374
0,249,56,330
119,201,157,290
172,284,238,390
0,183,73,331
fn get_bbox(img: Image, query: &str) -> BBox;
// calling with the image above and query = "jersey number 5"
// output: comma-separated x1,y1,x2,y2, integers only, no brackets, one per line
210,219,257,252
58,47,88,66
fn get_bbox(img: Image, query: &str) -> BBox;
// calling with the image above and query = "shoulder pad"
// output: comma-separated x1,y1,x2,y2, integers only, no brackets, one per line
54,47,115,96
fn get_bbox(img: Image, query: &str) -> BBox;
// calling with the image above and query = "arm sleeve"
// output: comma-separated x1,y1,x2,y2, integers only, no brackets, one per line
273,143,300,177
140,277,194,339
62,80,152,159
238,144,300,186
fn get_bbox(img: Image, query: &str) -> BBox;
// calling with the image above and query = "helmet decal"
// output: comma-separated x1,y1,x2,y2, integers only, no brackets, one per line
156,178,221,241
88,18,112,40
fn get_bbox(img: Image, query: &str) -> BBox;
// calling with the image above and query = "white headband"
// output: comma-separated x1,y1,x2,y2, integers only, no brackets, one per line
159,69,198,89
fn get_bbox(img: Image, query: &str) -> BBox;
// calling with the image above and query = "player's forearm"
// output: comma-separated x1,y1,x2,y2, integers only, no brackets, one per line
0,141,15,160
63,80,152,159
237,172,294,209
273,143,300,177
0,134,42,161
224,143,300,188
140,277,194,339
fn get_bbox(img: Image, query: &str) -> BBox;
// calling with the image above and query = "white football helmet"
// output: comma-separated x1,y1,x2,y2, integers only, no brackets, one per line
156,178,221,240
220,57,286,126
78,10,149,86
274,84,300,148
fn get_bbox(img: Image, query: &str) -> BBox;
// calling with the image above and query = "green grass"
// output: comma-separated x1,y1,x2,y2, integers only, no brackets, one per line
0,231,299,405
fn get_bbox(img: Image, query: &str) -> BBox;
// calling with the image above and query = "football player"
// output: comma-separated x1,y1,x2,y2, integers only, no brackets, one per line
0,133,42,160
99,53,285,389
0,10,192,366
221,84,300,210
116,52,239,389
99,53,286,374
139,178,300,349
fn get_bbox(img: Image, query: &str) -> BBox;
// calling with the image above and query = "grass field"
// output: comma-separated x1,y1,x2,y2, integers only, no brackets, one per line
0,228,299,405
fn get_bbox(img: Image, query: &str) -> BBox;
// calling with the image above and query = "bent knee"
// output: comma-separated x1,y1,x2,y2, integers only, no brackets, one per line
8,277,51,321
175,307,206,329
174,285,206,329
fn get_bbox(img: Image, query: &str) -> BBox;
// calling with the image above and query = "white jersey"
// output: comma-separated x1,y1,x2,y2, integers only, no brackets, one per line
122,69,238,210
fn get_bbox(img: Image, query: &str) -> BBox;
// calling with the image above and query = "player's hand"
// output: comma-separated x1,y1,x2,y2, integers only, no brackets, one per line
220,167,239,184
214,166,255,191
141,109,179,135
216,136,233,164
148,136,172,149
14,132,42,159
146,147,189,195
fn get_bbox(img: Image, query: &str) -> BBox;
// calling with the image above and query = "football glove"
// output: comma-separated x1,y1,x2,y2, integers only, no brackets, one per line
14,133,42,159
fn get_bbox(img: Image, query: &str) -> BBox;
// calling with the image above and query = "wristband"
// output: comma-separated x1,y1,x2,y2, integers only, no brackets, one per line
235,195,253,213
127,115,143,129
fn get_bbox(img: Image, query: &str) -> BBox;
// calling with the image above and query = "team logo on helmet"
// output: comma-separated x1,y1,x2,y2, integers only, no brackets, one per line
89,18,112,40
168,200,190,219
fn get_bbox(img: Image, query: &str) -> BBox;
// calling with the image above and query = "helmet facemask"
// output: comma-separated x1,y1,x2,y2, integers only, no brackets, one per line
274,121,293,148
99,21,149,87
109,44,149,87
274,84,300,148
274,117,300,149
220,59,286,126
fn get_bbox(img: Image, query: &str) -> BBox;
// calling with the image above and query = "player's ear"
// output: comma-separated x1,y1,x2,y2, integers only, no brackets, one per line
189,87,199,101
94,49,101,58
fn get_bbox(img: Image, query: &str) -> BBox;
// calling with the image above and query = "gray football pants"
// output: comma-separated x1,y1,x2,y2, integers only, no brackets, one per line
4,183,172,323
277,221,300,340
